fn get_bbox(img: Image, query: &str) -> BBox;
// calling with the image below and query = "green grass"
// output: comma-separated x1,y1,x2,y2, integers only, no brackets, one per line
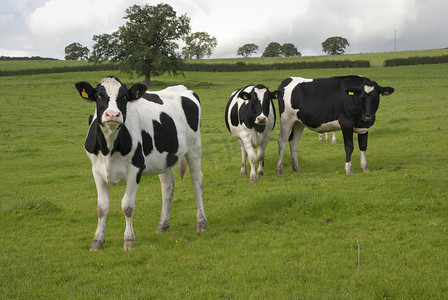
0,60,447,298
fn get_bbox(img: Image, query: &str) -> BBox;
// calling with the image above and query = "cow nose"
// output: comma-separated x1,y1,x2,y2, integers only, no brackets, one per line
256,116,267,124
105,110,121,123
362,115,373,122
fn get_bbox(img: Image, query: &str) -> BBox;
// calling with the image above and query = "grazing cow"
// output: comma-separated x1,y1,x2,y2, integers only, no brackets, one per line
225,84,281,182
75,76,206,251
276,76,394,174
319,132,336,144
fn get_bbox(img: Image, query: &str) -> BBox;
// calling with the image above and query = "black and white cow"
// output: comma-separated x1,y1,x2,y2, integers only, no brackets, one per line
276,76,394,174
225,84,281,182
75,76,206,251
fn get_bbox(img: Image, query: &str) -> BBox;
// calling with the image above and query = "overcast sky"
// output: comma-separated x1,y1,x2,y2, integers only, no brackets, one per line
1,0,447,59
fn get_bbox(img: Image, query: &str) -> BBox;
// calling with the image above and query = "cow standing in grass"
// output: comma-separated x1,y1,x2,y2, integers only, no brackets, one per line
225,84,281,182
276,76,394,174
75,76,206,251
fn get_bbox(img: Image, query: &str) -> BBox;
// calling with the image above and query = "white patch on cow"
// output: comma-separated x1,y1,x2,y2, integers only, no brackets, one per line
312,120,341,132
100,77,123,124
353,127,369,134
360,151,367,170
364,85,374,94
283,77,313,113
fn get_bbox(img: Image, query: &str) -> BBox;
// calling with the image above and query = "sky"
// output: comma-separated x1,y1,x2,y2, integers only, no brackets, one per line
1,0,447,59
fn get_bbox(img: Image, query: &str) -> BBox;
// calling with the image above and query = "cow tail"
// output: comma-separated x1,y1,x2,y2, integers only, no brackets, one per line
179,157,188,181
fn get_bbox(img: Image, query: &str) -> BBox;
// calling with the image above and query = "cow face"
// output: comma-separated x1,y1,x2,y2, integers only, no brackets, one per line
346,83,394,122
239,85,281,126
75,76,147,129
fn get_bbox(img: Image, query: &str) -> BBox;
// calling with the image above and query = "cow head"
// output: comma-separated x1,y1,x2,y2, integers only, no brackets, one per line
75,76,147,129
345,82,394,122
239,84,281,126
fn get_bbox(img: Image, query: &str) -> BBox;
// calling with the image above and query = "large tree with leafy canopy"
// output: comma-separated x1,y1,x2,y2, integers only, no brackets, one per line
89,3,190,86
322,36,350,55
182,32,218,59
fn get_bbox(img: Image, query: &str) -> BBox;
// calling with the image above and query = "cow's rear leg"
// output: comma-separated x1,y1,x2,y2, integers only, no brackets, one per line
122,173,140,251
277,119,295,174
185,152,207,232
289,123,305,172
156,169,175,233
91,173,110,251
239,140,247,175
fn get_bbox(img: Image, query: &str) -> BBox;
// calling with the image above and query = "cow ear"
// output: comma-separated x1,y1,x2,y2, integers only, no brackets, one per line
239,92,251,101
345,88,361,96
380,86,394,96
271,90,282,99
75,82,95,101
128,84,147,101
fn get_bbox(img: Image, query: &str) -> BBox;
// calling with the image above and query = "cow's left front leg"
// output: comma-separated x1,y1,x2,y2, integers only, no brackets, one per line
122,171,140,251
342,128,354,174
358,133,370,173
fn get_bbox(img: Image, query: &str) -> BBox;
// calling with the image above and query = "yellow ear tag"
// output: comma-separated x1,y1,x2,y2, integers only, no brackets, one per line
136,90,140,98
242,95,248,100
81,89,89,98
348,91,354,96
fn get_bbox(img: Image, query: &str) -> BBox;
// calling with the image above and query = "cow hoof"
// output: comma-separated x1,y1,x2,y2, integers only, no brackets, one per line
257,171,264,177
276,167,283,175
250,175,257,183
240,170,247,175
123,239,135,251
292,166,300,172
362,167,371,173
197,220,207,232
90,240,104,251
155,223,169,233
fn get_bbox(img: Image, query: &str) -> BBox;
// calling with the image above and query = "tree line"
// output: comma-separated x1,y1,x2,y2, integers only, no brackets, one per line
64,3,350,85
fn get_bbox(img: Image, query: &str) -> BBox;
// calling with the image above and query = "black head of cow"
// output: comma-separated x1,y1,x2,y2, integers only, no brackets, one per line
345,82,394,123
75,76,147,128
239,84,281,126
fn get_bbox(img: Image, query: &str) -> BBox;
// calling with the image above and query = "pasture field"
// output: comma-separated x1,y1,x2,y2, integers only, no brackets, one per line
0,62,447,298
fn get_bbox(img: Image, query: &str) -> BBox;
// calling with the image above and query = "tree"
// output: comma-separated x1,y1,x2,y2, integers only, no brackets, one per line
322,36,350,55
89,3,191,86
237,43,259,57
281,43,301,57
262,42,282,57
182,32,217,59
65,42,89,60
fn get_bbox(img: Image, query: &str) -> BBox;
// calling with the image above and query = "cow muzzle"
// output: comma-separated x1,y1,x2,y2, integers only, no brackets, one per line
255,115,267,125
104,110,122,125
362,114,374,122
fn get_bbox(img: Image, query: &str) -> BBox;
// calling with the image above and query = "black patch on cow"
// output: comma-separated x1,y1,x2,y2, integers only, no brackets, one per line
254,124,266,133
181,96,199,132
111,125,132,156
230,103,239,127
192,92,200,103
85,119,109,155
166,153,178,168
141,130,153,156
142,93,163,105
153,112,179,154
277,78,293,115
88,115,93,125
131,142,145,184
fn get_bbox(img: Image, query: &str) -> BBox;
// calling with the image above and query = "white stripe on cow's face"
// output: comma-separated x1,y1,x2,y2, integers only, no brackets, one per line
100,77,124,126
364,85,374,94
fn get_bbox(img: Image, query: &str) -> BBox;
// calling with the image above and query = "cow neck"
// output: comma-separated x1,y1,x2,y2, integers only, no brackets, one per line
100,124,121,155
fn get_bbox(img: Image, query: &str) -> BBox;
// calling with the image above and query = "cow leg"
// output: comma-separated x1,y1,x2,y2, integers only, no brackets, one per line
289,123,305,172
185,152,207,232
276,119,296,174
342,128,354,174
332,132,337,144
239,140,247,175
91,171,110,251
156,169,175,233
358,133,370,172
121,171,140,251
240,135,258,182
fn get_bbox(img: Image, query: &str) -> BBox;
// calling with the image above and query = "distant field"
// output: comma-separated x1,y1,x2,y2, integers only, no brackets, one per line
0,59,447,298
1,48,447,71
